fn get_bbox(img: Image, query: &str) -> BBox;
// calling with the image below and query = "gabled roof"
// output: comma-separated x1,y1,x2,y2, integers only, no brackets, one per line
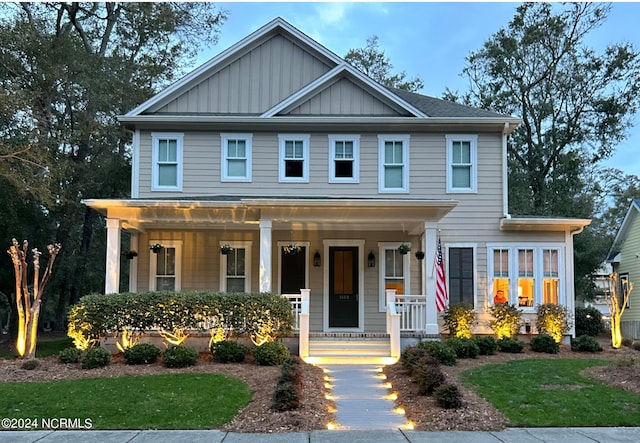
607,199,640,262
121,16,520,130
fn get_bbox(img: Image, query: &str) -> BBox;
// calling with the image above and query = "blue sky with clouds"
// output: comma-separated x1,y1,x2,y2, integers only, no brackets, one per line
195,2,640,176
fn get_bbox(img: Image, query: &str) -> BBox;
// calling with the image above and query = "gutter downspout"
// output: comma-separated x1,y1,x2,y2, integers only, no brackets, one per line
502,122,510,218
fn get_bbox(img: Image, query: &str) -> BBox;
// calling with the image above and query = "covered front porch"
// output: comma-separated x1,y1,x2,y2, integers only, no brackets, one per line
84,197,457,341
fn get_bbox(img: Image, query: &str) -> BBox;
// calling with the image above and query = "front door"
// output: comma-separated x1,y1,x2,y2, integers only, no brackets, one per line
329,247,359,328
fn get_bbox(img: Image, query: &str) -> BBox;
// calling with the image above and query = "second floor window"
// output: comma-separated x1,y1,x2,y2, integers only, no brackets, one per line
378,135,409,193
221,133,252,182
446,134,477,193
152,133,183,191
279,134,310,182
329,135,360,183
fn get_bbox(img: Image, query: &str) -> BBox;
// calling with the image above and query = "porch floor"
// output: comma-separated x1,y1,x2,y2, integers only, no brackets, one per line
321,364,409,430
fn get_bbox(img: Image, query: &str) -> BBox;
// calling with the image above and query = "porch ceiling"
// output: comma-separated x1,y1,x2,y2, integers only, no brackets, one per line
83,197,458,234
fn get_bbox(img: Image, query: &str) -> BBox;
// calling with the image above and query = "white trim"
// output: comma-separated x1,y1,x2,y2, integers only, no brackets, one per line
445,243,478,309
131,129,140,198
378,134,410,193
378,242,411,312
328,134,360,183
220,133,252,182
148,240,182,291
277,241,310,294
219,241,252,292
446,134,478,193
151,132,183,191
278,134,310,183
323,239,366,332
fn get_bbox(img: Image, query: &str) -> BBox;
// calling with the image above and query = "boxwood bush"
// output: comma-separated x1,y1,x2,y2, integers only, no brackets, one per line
81,347,111,369
571,335,603,353
210,340,249,363
497,337,524,353
444,337,480,359
253,341,290,366
123,343,162,365
58,347,83,364
162,345,198,368
471,336,498,355
416,340,457,366
530,333,560,354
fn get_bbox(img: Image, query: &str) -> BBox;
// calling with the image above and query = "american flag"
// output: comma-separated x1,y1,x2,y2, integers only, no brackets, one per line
435,237,448,312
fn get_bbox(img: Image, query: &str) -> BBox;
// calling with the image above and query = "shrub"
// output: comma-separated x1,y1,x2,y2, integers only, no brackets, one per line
401,346,429,374
123,343,161,365
21,359,39,370
622,337,633,348
614,356,636,367
497,337,524,353
162,345,198,368
471,336,498,355
413,357,446,395
81,347,111,369
442,303,477,338
253,341,290,366
417,340,457,366
632,340,640,351
489,303,523,339
210,340,249,363
58,347,83,364
272,357,303,411
575,306,603,337
571,335,603,353
444,337,480,359
536,304,572,343
530,334,560,354
434,383,463,409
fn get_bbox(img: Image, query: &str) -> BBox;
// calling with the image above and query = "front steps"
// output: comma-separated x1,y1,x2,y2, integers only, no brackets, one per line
304,334,397,365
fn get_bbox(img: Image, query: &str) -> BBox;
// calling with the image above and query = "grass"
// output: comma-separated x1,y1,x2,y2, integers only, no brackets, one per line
460,358,640,427
0,373,252,429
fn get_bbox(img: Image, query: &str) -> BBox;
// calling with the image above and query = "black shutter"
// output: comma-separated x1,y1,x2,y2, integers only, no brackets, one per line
448,248,474,305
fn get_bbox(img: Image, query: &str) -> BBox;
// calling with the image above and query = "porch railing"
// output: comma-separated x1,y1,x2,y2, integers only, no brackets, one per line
394,294,428,332
282,294,302,330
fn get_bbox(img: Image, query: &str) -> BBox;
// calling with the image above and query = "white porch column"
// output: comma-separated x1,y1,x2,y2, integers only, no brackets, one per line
128,233,138,293
105,218,121,294
259,219,273,292
424,222,439,334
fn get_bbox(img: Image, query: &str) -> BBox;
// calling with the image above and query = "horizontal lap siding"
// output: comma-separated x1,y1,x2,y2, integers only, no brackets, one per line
620,216,640,323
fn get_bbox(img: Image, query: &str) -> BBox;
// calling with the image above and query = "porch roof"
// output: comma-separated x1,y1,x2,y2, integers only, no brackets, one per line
500,216,591,233
83,196,459,234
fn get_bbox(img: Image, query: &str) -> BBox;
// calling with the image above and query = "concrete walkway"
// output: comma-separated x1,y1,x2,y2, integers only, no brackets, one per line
321,364,407,430
1,428,640,442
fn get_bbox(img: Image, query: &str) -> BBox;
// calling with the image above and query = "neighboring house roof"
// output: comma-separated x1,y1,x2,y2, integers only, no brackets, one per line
119,16,520,133
607,199,640,262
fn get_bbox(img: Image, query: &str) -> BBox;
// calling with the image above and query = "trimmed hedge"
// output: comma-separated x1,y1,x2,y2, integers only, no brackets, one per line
67,291,294,348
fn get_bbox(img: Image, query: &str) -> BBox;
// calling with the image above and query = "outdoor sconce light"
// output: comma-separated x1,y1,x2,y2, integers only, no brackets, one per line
368,250,376,267
313,251,321,267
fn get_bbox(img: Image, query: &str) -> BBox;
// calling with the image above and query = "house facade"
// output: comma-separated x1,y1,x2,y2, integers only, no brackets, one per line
84,18,590,355
608,199,640,339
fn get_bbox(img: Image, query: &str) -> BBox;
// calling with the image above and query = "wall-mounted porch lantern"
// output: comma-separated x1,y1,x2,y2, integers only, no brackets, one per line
313,250,321,267
368,250,376,267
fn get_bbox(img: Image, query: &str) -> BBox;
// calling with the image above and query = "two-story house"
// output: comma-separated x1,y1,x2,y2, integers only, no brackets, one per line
84,18,590,359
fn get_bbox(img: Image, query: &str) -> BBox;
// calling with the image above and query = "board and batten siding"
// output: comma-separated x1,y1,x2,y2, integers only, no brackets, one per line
154,34,333,115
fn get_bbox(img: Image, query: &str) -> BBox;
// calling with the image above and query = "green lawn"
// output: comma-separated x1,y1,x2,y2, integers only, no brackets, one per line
461,358,640,427
0,373,252,429
0,338,75,359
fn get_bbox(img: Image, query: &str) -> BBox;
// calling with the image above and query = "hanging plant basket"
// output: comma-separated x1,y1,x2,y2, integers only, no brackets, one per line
220,244,234,255
398,244,411,255
122,249,138,260
149,243,164,253
283,243,301,255
415,250,425,260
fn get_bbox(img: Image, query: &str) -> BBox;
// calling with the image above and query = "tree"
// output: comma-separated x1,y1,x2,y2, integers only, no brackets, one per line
460,3,640,218
603,273,633,349
0,3,226,329
345,35,424,92
7,239,61,359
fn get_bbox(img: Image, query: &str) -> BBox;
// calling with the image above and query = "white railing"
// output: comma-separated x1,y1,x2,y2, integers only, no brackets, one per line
299,289,310,359
394,294,427,332
386,289,401,360
282,293,302,330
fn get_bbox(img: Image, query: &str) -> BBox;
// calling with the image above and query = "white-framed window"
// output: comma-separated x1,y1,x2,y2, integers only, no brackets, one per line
152,133,183,191
378,135,409,193
149,240,182,291
221,133,252,182
487,245,564,309
378,242,411,311
328,135,360,183
278,134,310,182
219,241,252,293
446,134,477,193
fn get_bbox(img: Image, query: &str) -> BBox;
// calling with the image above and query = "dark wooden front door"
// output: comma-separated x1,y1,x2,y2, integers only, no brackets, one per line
329,247,359,328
